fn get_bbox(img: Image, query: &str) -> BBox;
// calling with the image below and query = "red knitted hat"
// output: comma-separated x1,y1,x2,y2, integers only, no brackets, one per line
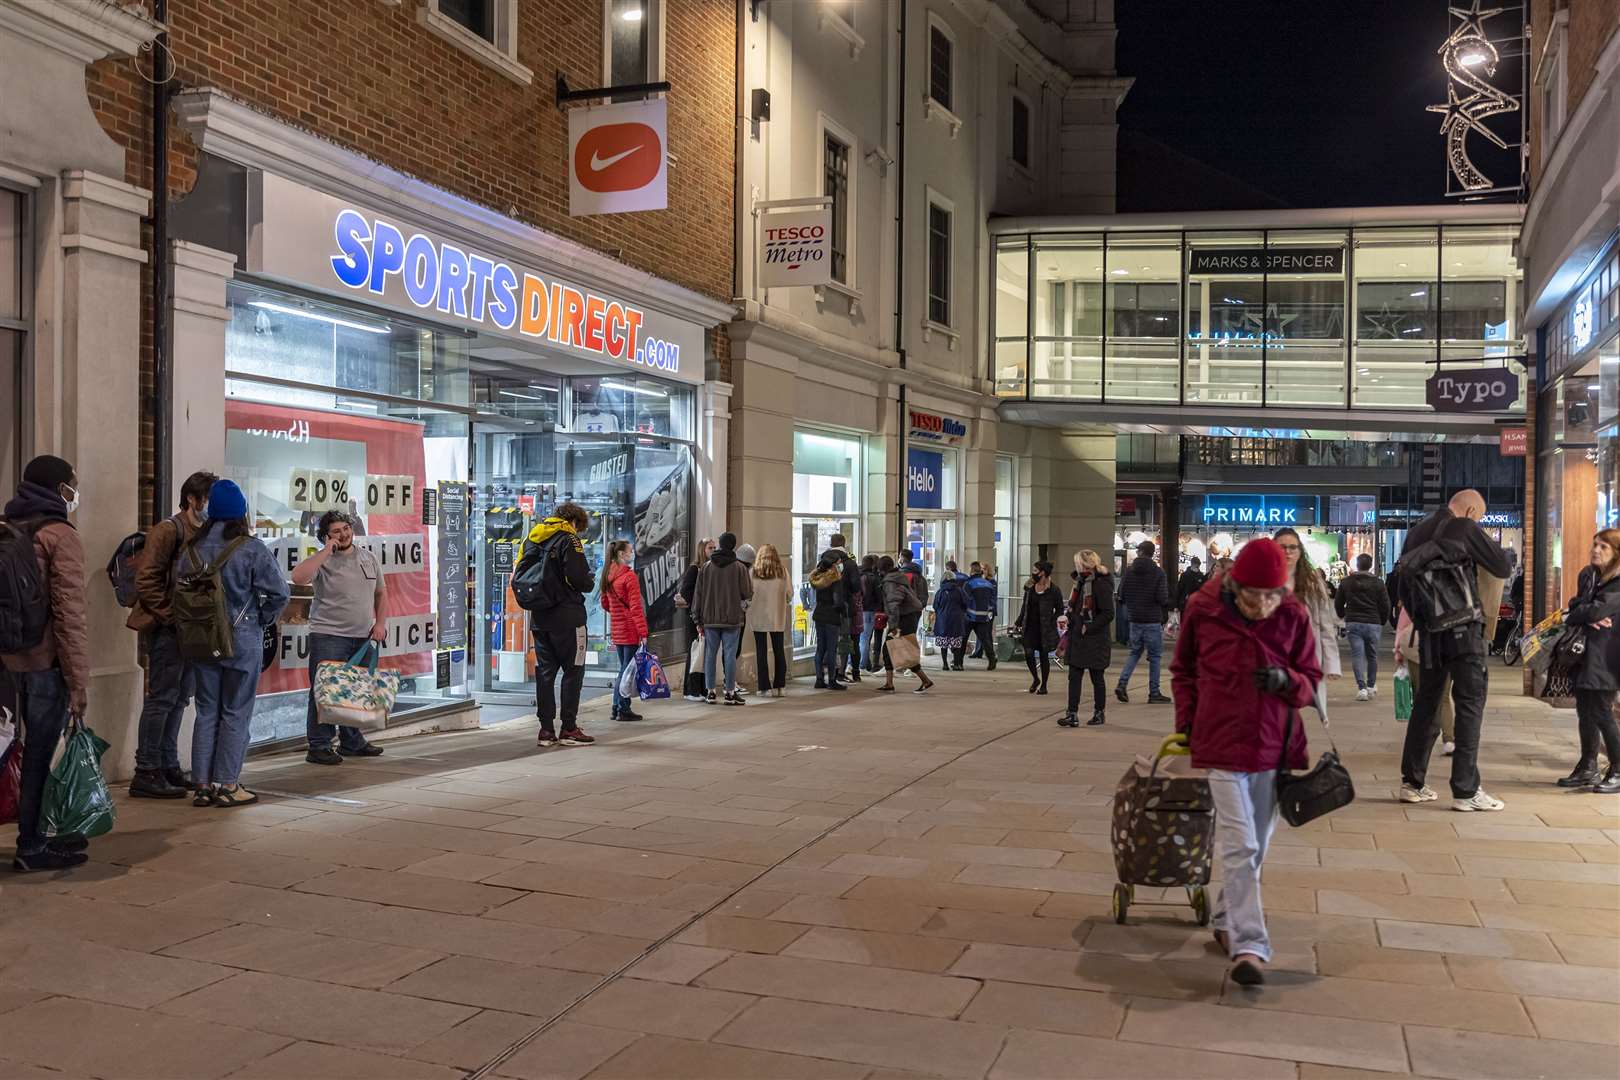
1230,538,1289,589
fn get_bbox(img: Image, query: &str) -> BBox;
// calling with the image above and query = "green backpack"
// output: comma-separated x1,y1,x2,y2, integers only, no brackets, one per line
172,535,250,661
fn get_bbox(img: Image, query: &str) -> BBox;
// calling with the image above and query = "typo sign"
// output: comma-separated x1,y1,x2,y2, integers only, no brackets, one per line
1426,368,1520,413
1189,247,1343,275
907,448,944,511
759,210,832,289
908,410,968,445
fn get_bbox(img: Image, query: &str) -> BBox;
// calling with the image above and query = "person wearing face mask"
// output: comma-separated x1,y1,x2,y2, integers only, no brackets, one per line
292,509,388,764
599,538,648,722
1173,537,1321,987
1014,562,1063,695
1059,549,1114,727
1557,529,1620,793
1,456,93,871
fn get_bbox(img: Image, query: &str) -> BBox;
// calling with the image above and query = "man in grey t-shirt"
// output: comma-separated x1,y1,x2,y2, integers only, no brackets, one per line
292,510,387,765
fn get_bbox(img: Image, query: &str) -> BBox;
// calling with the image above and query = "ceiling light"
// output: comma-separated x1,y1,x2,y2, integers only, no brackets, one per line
1092,266,1102,272
1111,268,1129,275
1397,262,1408,269
1410,290,1427,298
1453,261,1464,267
621,6,643,21
602,379,668,398
1141,265,1151,271
249,300,388,335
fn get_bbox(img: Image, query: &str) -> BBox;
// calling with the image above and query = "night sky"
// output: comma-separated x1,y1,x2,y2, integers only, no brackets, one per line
1115,1,1522,210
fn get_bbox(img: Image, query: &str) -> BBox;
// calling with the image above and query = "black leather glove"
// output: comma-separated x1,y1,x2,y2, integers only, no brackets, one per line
1254,667,1291,695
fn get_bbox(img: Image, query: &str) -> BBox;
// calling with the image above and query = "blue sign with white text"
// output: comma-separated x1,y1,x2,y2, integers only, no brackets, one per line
907,448,943,511
1199,494,1317,527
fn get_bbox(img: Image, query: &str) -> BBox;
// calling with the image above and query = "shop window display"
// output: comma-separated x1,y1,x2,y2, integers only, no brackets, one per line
791,430,863,655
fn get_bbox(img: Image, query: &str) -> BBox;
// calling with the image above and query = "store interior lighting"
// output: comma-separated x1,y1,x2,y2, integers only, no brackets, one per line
621,4,643,20
249,300,389,335
602,379,667,398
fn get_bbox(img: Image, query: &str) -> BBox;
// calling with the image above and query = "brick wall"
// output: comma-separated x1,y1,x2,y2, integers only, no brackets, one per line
84,0,736,520
1529,0,1620,189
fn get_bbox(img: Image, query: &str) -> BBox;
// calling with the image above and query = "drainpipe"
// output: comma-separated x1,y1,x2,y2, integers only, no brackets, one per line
150,0,172,524
893,0,908,552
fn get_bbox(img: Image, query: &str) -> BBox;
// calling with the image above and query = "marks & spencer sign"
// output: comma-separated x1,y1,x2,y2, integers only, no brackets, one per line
249,172,702,384
1189,248,1343,275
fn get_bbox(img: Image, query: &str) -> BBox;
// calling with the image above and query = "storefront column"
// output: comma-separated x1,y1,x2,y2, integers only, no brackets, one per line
697,379,732,544
169,241,236,486
728,343,794,553
1025,428,1115,568
869,385,902,552
56,170,151,778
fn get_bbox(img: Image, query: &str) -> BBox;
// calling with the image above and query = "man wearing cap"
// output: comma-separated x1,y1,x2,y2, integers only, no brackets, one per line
1,456,92,871
292,509,387,765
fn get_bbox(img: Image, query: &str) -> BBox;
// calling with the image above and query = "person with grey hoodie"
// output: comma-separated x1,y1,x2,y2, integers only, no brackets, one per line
691,532,753,705
877,555,935,694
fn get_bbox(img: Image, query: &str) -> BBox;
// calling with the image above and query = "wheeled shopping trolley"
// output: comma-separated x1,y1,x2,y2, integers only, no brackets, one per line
1108,733,1215,925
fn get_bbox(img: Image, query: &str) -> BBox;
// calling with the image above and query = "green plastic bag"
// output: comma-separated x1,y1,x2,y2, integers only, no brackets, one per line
42,719,116,839
1393,664,1414,722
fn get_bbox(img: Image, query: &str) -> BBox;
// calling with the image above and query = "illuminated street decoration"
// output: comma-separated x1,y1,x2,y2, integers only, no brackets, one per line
1429,0,1524,195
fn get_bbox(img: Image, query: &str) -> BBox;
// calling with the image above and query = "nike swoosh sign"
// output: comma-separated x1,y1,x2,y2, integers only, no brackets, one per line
590,146,642,172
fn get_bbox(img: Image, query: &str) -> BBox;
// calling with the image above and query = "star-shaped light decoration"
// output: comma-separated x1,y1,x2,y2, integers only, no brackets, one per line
1242,303,1299,340
1445,0,1505,45
1363,303,1410,340
1426,82,1510,150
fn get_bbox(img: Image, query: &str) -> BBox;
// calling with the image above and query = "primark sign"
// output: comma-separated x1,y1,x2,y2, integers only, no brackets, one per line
1189,248,1343,275
1199,494,1318,526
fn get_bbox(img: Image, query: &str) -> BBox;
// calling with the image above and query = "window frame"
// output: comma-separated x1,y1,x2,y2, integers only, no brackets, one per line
925,187,955,330
1534,11,1568,166
602,0,666,87
923,13,962,136
1009,87,1033,173
417,0,531,85
819,113,859,291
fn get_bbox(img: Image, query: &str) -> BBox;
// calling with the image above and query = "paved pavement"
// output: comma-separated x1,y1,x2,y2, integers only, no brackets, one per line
1,654,1616,1080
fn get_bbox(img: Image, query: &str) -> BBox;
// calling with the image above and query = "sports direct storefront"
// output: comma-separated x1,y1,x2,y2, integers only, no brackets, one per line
168,97,733,748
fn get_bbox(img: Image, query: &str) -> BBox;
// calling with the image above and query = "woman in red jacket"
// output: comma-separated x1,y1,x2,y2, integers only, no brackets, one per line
599,539,649,722
1171,537,1321,987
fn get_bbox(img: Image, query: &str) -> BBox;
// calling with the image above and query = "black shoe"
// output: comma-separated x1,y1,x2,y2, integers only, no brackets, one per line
49,834,89,853
849,671,862,682
1115,686,1129,704
813,681,827,690
338,743,384,757
1088,709,1106,726
987,658,997,670
13,848,89,873
826,681,848,692
1029,679,1040,694
129,768,187,799
953,663,965,671
1037,684,1049,695
1147,693,1173,705
1230,956,1266,986
164,767,194,791
305,748,344,766
1059,711,1079,727
1558,762,1601,788
616,708,644,722
1594,770,1620,794
724,691,747,706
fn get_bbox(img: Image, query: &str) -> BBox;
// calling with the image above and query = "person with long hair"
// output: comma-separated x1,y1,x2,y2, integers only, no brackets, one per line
1560,529,1620,793
599,538,648,723
676,537,716,701
1015,561,1063,695
877,555,934,693
1273,528,1341,682
182,480,289,806
1060,549,1114,726
747,544,792,696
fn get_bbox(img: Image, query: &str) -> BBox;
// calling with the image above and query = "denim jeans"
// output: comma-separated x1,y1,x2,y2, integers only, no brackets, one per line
13,668,69,856
612,642,639,714
1401,653,1488,798
813,621,840,683
306,632,371,751
703,626,742,693
136,625,192,771
1345,622,1381,690
1209,768,1280,963
1116,622,1164,695
192,657,262,787
859,612,877,671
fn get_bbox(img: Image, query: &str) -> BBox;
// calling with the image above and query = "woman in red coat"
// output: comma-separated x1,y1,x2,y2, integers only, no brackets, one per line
1171,537,1321,987
599,539,649,722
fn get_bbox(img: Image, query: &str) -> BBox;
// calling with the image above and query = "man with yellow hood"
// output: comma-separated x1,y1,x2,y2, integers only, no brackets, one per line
514,502,595,747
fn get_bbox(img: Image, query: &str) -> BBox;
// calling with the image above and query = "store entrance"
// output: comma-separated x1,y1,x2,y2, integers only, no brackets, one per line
470,424,693,702
906,516,958,588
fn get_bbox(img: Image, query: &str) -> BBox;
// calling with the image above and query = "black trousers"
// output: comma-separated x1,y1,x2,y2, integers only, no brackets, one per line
753,631,787,691
1025,646,1051,688
534,625,585,731
970,621,995,665
1574,689,1620,769
1068,665,1106,713
1400,652,1487,799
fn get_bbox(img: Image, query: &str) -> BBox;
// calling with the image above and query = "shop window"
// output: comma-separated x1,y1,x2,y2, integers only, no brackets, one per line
1537,15,1567,166
1186,231,1265,404
927,198,953,327
0,186,23,498
1262,231,1346,408
1010,93,1031,170
569,375,694,441
823,126,853,286
604,0,663,86
1351,227,1438,410
1032,235,1102,400
928,21,954,113
792,430,862,656
420,0,529,83
994,454,1016,623
993,236,1029,398
1105,234,1181,404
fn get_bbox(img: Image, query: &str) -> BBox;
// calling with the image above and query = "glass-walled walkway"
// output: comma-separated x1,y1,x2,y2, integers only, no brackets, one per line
991,208,1525,414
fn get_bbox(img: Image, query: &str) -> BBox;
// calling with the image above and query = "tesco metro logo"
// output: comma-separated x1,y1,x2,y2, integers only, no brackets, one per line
569,99,668,216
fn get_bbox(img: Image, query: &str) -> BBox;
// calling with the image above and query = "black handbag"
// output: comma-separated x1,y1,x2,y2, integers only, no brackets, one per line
1275,684,1355,827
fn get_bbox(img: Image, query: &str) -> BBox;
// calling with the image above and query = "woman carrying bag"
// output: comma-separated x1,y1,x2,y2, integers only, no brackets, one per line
1559,529,1620,793
600,539,648,723
1172,538,1321,987
675,538,715,702
1060,549,1113,727
1015,562,1063,695
877,556,933,694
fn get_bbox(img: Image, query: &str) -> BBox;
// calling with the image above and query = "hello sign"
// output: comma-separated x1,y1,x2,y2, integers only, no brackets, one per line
1425,367,1520,413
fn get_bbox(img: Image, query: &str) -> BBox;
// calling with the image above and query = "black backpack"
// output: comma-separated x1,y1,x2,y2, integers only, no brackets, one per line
512,534,569,613
1400,538,1481,633
0,520,50,653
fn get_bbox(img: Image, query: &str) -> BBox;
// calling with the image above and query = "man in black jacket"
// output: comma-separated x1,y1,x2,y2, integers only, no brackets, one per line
1175,557,1206,614
1336,553,1391,701
1115,541,1171,704
1395,489,1513,812
515,502,595,748
811,534,859,689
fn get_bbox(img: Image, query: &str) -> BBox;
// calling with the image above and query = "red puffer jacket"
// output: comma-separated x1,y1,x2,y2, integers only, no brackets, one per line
1171,574,1321,773
602,564,649,645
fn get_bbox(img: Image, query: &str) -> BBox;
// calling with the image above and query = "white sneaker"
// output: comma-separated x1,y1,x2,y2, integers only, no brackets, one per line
1355,688,1371,702
1399,784,1439,803
1453,789,1506,812
1369,686,1379,698
1442,740,1457,756
683,693,706,703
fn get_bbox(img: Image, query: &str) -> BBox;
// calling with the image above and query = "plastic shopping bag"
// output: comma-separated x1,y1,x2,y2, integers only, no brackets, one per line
0,739,21,825
1393,664,1413,722
635,646,671,701
618,653,637,700
42,717,116,839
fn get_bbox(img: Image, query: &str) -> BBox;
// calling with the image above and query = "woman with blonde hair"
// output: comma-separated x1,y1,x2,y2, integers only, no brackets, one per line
1273,527,1341,682
747,544,793,697
676,537,716,701
1060,549,1114,727
1560,528,1620,792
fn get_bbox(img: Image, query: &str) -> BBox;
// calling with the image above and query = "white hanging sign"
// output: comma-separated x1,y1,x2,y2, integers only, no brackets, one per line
569,98,668,216
759,209,833,289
